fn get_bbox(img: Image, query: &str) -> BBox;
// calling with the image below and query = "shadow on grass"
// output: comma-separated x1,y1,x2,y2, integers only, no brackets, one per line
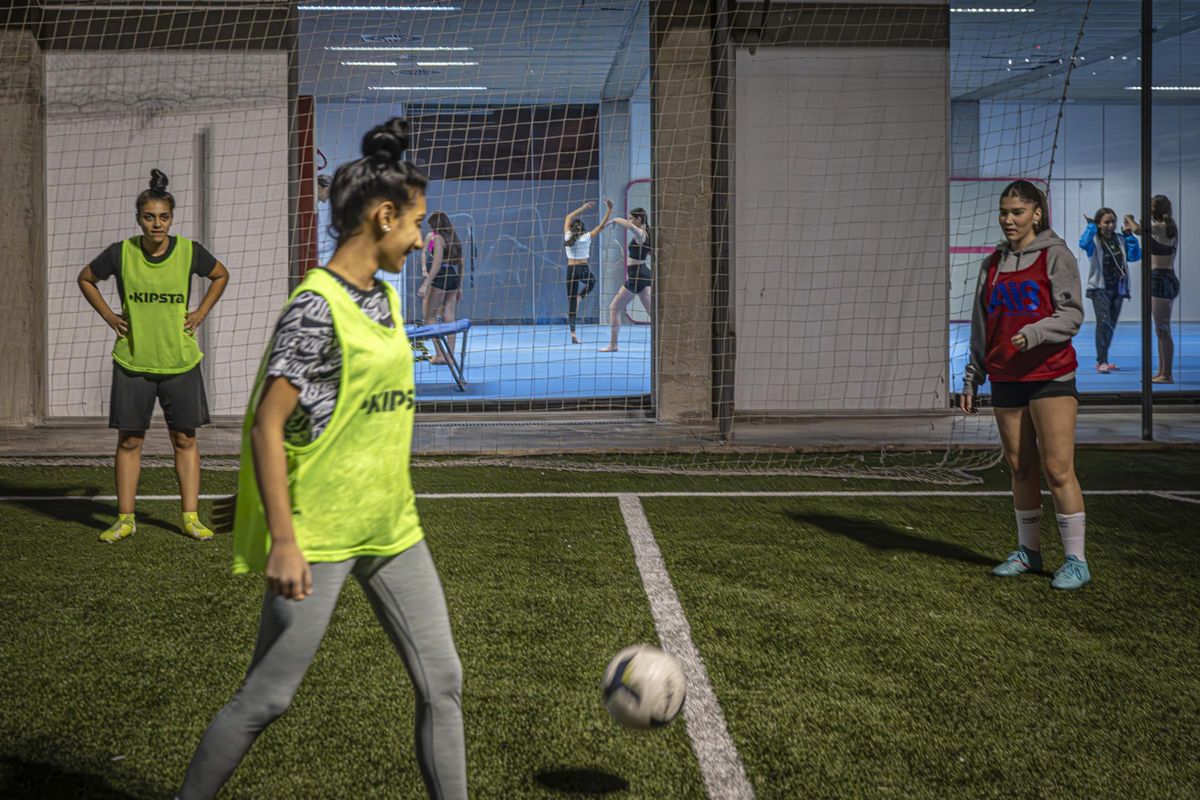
0,756,153,800
0,481,178,534
535,767,630,795
786,511,995,566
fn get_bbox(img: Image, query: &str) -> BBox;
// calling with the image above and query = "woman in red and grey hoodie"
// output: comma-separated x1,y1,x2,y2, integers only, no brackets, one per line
959,180,1090,591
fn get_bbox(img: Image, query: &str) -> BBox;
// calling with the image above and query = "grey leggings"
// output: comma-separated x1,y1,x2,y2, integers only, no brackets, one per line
178,541,466,800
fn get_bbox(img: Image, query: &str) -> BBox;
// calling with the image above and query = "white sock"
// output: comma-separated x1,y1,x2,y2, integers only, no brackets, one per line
1056,512,1086,561
1015,507,1042,552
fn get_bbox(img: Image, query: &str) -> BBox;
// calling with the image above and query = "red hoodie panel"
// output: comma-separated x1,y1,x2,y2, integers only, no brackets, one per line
984,250,1078,382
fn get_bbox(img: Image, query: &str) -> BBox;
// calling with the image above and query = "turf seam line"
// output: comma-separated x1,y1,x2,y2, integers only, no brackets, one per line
1154,491,1200,505
617,493,755,800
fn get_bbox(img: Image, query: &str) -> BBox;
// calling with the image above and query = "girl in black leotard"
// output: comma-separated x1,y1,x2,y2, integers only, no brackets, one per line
562,199,612,344
599,208,652,353
1142,196,1180,383
419,211,464,363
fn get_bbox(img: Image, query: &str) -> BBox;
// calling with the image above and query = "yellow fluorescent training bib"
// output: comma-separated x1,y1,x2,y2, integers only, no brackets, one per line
112,236,203,374
232,269,423,574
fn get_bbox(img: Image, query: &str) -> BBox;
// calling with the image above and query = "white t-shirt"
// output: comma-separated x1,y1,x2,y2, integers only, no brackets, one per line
564,231,591,260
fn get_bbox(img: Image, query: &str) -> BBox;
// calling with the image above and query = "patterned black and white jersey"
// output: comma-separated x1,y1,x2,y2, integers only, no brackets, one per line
265,269,394,446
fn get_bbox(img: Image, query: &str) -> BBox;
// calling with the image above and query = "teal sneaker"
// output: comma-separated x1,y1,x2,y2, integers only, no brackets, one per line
1051,555,1091,590
992,546,1042,576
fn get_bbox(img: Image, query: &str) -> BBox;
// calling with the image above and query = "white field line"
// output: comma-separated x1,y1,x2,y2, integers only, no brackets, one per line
2,489,1197,502
617,494,755,800
1155,492,1200,505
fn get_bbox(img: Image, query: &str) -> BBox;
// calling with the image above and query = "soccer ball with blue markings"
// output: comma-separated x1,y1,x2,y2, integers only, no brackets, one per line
602,644,686,730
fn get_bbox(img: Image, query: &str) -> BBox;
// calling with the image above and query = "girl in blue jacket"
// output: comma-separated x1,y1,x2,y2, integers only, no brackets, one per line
1080,208,1141,373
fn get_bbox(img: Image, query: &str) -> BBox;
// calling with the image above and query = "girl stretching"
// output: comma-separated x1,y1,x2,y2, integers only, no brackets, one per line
1145,195,1179,384
599,207,652,352
177,119,466,799
563,198,612,344
960,180,1090,591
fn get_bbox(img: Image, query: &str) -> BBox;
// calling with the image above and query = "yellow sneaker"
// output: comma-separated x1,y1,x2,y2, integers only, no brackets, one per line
181,512,214,542
99,514,136,544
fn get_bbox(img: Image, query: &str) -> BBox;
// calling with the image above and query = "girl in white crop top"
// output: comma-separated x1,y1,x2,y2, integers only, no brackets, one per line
564,231,592,260
562,199,613,343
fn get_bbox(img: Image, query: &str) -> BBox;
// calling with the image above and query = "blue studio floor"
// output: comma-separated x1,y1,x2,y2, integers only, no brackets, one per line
412,323,651,403
950,321,1200,395
413,322,1198,404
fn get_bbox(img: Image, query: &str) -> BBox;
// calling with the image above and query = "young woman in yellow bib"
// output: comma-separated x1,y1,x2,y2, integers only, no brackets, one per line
78,169,230,543
177,119,466,800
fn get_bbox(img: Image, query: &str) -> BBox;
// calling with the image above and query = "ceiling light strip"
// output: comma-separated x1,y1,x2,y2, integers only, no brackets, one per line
369,86,488,91
327,46,473,52
299,5,461,10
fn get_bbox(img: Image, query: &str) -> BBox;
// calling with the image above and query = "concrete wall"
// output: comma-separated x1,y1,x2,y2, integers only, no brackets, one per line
652,0,716,423
0,31,45,425
44,51,289,418
733,46,951,412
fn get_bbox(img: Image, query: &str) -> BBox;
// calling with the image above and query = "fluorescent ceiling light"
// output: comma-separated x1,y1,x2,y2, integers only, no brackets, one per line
951,7,1035,12
1125,86,1200,91
299,5,461,10
369,86,488,91
341,61,400,66
415,61,480,66
327,46,473,51
40,3,282,9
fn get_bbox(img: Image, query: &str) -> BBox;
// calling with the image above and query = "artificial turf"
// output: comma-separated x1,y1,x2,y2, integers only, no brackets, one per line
0,452,1197,799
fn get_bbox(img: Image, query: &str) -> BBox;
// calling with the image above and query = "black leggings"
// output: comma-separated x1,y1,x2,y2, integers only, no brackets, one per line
566,263,596,332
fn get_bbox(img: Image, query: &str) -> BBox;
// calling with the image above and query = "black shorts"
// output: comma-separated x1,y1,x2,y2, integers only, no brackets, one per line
430,266,460,292
624,264,652,294
990,378,1078,408
109,363,210,434
1151,269,1180,300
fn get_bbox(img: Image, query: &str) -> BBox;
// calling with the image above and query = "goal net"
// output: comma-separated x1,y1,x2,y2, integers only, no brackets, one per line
0,1,1097,482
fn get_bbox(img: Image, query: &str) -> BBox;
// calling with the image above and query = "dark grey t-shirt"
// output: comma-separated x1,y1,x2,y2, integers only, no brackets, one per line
266,269,394,446
89,236,217,303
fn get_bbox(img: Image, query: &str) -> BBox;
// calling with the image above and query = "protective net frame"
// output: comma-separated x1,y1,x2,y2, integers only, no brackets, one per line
5,0,1186,485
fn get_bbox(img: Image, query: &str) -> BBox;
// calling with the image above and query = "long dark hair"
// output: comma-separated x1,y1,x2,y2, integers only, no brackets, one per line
428,211,462,263
629,207,650,245
1152,194,1178,239
136,169,174,212
565,217,585,248
1000,180,1048,234
329,118,428,246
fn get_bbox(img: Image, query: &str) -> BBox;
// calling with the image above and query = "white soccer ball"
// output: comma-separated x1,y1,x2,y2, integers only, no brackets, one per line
602,644,687,730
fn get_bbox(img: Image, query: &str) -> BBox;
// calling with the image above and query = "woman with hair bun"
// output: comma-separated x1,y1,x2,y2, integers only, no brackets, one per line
177,118,467,800
77,169,230,544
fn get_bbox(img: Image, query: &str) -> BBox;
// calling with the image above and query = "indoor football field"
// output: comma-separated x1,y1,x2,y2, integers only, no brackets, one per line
2,451,1197,800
